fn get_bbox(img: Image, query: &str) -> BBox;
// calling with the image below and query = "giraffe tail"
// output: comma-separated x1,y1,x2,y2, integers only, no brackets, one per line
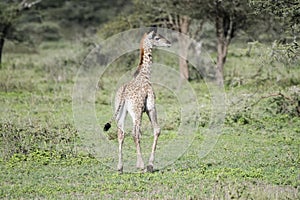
103,97,125,132
103,85,127,132
103,122,111,131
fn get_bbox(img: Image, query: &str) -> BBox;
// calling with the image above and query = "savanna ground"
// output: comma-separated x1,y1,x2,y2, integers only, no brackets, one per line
0,38,299,199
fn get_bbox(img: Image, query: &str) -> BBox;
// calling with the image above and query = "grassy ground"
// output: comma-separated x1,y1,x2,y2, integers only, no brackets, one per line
0,40,299,199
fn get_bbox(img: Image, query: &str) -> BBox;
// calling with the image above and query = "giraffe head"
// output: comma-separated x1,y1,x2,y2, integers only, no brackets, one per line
145,27,171,48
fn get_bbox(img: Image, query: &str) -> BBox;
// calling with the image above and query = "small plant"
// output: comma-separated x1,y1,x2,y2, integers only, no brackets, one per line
263,91,300,117
0,121,78,161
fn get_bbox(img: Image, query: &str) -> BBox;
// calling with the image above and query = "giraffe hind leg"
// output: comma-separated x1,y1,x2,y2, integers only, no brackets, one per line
146,107,160,173
117,128,124,173
128,107,145,171
116,101,127,173
133,119,144,170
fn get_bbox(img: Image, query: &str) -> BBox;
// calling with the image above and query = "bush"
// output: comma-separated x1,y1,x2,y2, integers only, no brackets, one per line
0,121,78,161
18,22,62,45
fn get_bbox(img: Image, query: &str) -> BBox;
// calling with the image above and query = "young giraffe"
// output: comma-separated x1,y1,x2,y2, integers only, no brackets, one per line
104,28,171,173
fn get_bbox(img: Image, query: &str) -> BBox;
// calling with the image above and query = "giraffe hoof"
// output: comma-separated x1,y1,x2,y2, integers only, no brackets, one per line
118,167,123,174
146,165,154,173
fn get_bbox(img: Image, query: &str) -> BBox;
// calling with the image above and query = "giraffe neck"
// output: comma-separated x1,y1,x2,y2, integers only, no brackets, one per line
134,42,153,79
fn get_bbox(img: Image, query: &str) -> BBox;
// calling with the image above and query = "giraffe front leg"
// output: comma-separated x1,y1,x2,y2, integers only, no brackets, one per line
117,128,125,173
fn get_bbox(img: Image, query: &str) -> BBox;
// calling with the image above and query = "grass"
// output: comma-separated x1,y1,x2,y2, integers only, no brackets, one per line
0,40,299,199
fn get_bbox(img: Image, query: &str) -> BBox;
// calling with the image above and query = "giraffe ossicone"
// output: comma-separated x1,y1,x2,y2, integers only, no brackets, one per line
104,28,171,173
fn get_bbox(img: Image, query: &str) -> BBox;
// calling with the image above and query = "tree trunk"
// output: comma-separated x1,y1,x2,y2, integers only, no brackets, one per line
178,15,191,82
0,37,4,66
0,25,9,66
0,0,41,66
216,16,227,86
215,1,234,86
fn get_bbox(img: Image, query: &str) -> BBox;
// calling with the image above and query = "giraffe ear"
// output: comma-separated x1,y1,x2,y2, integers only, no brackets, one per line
153,27,157,33
147,27,157,39
148,27,157,34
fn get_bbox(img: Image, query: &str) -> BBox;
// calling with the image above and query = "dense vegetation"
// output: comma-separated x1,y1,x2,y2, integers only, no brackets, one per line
0,0,299,199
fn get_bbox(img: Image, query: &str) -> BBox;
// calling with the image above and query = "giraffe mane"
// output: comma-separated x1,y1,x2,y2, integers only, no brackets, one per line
134,33,148,77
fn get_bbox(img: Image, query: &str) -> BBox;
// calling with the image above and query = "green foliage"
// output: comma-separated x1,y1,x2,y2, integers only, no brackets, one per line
1,41,300,199
265,92,300,117
38,0,131,27
98,16,135,39
0,121,78,161
5,150,98,168
1,3,300,198
0,0,133,64
270,40,300,65
98,0,162,38
249,0,300,63
0,1,19,25
23,22,61,42
249,0,300,24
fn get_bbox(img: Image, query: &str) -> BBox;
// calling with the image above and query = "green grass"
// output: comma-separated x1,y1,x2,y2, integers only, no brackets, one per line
0,40,299,199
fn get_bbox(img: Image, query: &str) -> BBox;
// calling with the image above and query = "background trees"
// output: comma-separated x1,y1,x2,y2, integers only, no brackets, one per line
100,0,264,83
0,0,131,65
0,0,41,65
1,2,299,198
0,0,298,74
250,0,299,62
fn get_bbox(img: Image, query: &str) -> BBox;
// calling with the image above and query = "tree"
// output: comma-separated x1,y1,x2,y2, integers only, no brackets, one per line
99,0,256,84
249,0,300,62
146,0,255,84
144,0,205,81
0,0,41,65
178,15,192,81
203,0,252,85
99,0,204,81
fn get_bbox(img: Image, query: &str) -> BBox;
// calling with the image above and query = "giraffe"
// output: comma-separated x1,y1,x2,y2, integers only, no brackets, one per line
104,27,171,173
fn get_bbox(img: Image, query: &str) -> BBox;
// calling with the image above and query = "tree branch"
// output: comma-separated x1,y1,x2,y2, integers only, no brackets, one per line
247,92,294,109
19,0,41,11
225,14,234,45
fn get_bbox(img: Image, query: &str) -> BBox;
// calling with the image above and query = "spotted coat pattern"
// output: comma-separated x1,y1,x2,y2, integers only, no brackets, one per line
104,29,171,173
